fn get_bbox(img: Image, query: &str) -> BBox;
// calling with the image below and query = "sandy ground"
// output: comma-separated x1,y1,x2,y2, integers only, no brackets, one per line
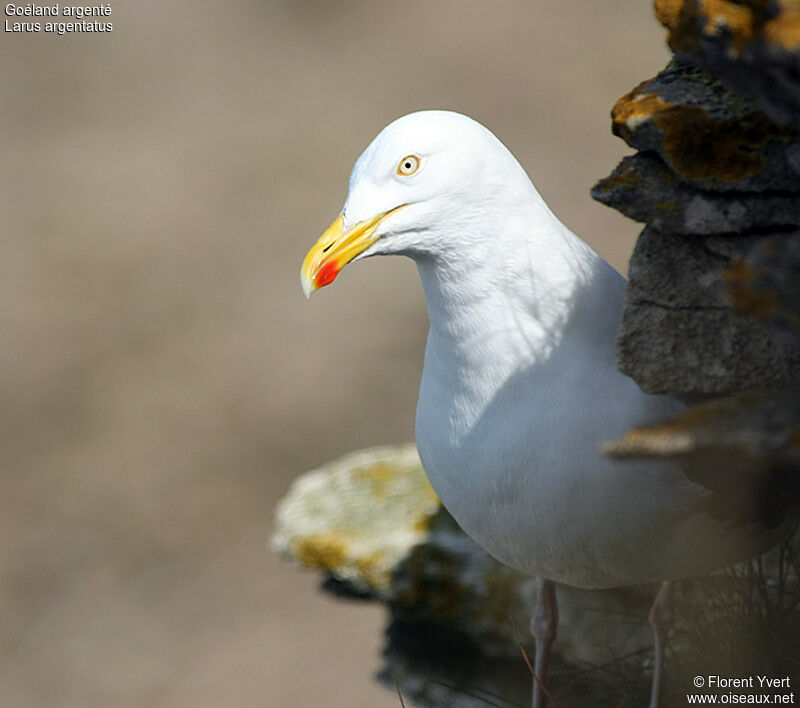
0,2,668,705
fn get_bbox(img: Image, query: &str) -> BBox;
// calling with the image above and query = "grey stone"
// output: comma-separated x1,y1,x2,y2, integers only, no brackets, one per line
618,227,800,395
596,47,800,397
593,153,800,235
725,234,800,333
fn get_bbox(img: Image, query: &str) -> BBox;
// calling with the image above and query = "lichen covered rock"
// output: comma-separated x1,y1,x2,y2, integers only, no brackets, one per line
594,153,800,234
724,235,800,333
272,445,440,594
605,393,800,536
593,13,800,395
605,392,800,470
274,444,799,706
273,446,653,656
608,63,800,191
618,227,800,394
273,445,656,705
655,0,800,127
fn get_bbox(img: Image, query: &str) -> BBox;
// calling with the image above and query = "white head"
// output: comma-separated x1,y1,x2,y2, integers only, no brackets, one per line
301,110,541,296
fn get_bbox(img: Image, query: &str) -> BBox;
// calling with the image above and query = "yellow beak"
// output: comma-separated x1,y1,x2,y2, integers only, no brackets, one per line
300,206,405,297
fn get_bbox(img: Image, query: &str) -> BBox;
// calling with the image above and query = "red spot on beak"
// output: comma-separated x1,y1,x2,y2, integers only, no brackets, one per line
315,261,340,288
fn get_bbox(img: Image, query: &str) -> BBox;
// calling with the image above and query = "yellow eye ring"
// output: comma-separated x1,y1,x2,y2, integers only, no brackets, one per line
397,154,421,176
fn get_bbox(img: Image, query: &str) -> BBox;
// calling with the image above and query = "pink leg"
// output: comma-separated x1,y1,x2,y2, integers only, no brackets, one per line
530,578,558,708
648,581,672,708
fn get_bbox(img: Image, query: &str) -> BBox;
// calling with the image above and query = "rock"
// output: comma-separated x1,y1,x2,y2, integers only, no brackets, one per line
391,507,653,666
605,391,800,470
605,392,800,546
275,4,800,703
274,445,800,706
654,0,800,127
272,445,440,596
724,235,800,333
609,62,800,192
272,445,656,705
382,509,656,708
589,7,800,694
604,390,800,468
593,153,800,234
593,12,800,396
618,227,800,395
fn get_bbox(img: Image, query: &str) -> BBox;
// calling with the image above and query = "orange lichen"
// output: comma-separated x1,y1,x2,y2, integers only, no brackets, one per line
294,533,348,570
356,551,389,589
592,160,639,194
790,426,800,451
722,259,779,319
655,0,686,30
764,6,800,48
642,400,723,434
655,0,800,52
354,462,396,500
612,80,783,182
626,405,715,440
412,513,435,534
605,395,765,458
655,105,776,181
354,463,395,484
611,81,675,142
703,0,759,50
655,200,678,211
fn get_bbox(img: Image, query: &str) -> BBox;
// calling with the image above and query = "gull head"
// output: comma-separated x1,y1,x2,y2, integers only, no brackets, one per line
300,110,534,297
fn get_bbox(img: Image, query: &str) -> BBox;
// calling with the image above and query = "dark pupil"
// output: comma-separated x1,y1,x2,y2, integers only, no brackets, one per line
405,162,411,169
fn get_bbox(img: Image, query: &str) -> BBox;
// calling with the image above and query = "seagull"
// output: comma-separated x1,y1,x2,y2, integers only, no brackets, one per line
300,111,787,707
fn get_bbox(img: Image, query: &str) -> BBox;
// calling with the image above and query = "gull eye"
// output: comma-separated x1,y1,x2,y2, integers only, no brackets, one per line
397,154,420,176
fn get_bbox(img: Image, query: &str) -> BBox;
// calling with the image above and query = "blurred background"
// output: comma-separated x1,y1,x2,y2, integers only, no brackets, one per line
0,2,669,705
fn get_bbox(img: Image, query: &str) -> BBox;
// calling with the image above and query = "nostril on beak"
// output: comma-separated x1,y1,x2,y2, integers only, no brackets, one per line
322,242,334,253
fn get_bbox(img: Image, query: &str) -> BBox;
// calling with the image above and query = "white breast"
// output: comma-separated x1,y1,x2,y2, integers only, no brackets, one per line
413,251,755,588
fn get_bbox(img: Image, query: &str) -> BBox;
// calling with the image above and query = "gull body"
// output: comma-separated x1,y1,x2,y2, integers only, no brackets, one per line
300,110,781,704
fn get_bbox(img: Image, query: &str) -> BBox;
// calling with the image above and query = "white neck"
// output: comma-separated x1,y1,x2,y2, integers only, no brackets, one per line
419,207,616,364
414,205,626,439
